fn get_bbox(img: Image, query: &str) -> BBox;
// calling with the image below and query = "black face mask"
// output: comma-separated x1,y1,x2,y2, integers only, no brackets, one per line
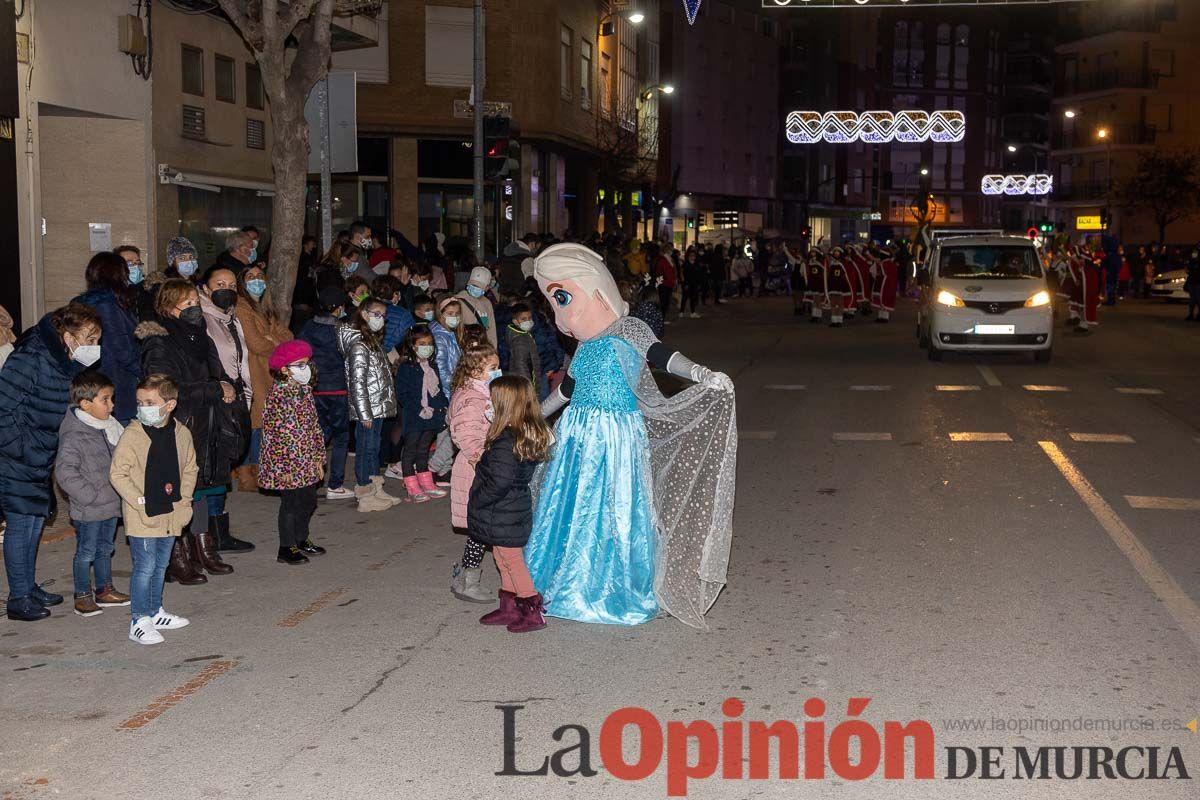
179,305,204,326
210,288,237,311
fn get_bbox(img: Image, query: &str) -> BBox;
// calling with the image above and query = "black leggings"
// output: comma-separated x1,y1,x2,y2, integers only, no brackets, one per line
681,284,701,314
278,483,319,548
400,429,436,476
658,284,673,316
462,536,488,569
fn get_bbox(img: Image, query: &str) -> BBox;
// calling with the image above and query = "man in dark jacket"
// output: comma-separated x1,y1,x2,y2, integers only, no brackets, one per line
498,235,539,294
298,287,354,499
214,230,255,276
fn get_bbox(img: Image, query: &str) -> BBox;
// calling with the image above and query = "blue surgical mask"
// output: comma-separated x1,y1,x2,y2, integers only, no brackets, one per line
128,265,144,285
248,247,258,263
137,404,165,426
246,278,267,299
466,285,486,298
416,344,435,360
487,368,503,383
177,259,198,277
420,310,434,321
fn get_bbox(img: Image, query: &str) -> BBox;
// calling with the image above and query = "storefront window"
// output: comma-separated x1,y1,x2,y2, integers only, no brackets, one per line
176,185,271,267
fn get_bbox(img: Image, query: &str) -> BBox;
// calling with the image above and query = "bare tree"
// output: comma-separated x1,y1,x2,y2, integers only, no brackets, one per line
1116,148,1200,245
593,97,661,238
214,0,336,321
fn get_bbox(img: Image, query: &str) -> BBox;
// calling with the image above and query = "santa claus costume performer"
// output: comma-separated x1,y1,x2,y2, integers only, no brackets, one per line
1075,248,1103,334
846,245,874,316
527,243,737,628
870,245,899,323
804,251,827,324
1063,246,1085,327
825,247,853,328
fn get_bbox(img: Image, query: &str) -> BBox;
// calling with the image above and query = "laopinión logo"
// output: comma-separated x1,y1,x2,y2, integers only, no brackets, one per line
495,698,1192,797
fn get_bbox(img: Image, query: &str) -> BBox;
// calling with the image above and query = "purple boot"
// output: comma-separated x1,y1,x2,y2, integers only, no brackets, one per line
506,593,547,633
480,590,519,626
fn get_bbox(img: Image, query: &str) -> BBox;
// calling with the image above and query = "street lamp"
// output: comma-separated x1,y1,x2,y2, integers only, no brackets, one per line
1063,109,1077,119
600,7,645,35
628,11,645,24
639,83,674,103
1007,144,1018,153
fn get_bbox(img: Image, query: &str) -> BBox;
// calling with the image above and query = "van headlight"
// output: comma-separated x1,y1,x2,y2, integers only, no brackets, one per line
1024,290,1052,308
936,290,965,308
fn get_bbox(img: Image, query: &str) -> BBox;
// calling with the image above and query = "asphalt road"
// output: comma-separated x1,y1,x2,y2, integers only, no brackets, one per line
3,294,1199,800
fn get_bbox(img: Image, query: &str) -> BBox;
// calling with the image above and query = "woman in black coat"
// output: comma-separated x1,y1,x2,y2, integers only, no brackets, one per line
74,251,141,422
0,303,102,620
136,278,240,583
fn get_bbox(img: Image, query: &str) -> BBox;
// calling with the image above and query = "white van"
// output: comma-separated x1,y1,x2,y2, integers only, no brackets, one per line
916,235,1054,363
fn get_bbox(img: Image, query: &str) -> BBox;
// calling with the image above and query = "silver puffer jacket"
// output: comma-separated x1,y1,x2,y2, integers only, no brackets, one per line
336,323,397,423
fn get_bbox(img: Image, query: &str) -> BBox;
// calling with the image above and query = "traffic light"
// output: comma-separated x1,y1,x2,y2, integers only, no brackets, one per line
484,116,518,179
800,226,811,240
1099,208,1109,230
1038,220,1053,234
687,217,695,229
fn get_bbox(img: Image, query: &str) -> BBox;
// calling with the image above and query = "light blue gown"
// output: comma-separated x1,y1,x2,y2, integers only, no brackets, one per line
524,334,659,625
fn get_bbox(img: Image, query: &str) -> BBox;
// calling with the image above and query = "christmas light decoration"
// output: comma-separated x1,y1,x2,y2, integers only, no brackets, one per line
980,174,1053,196
684,0,703,24
785,110,966,144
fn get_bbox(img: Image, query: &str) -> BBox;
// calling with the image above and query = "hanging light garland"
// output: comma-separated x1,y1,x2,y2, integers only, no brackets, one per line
980,174,1053,195
684,0,703,24
785,110,966,143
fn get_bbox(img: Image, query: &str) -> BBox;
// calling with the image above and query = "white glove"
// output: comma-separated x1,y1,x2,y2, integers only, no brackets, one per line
655,276,664,287
705,372,735,393
688,363,712,384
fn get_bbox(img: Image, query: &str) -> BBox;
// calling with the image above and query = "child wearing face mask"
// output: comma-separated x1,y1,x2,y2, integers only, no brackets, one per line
427,297,463,482
258,341,328,564
505,302,541,382
447,343,503,602
393,328,449,502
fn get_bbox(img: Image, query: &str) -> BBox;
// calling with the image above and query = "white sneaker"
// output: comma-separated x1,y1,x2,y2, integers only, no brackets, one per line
152,608,190,630
130,616,164,645
383,464,405,480
325,486,355,500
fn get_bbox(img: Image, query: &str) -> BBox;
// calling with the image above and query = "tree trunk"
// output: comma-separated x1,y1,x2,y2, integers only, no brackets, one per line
266,98,310,325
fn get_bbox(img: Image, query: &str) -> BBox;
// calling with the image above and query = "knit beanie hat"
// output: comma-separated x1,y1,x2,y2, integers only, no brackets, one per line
166,236,197,266
268,339,313,371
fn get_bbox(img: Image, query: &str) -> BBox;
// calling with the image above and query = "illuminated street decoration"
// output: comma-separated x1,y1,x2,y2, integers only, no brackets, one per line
785,110,966,144
684,0,703,25
980,174,1053,196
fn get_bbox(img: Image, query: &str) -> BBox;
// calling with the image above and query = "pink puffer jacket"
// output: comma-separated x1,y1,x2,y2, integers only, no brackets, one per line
448,380,492,528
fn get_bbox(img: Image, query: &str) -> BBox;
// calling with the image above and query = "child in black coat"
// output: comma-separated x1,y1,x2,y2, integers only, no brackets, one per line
469,376,553,633
394,327,449,503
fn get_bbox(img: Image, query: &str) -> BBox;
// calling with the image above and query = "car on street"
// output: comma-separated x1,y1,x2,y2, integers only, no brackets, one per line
916,235,1054,362
1150,268,1189,301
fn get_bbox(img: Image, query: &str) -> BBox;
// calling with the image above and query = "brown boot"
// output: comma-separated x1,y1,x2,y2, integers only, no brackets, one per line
192,531,234,575
73,593,102,617
94,585,131,607
232,464,260,492
165,537,207,585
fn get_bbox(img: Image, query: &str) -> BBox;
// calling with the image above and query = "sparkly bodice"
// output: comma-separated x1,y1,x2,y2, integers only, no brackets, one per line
570,337,638,413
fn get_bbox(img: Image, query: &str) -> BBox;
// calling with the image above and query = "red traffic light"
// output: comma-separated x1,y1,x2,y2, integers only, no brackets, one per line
486,137,508,158
1027,227,1038,240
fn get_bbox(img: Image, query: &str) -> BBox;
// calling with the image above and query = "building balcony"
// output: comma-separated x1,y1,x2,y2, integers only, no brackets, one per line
1052,124,1156,150
1050,182,1108,203
1056,69,1159,97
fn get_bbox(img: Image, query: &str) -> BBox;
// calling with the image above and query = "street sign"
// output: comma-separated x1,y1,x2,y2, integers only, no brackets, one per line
1076,215,1103,231
453,100,513,119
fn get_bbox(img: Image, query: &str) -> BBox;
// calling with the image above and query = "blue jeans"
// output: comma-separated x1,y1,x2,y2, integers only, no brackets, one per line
128,536,174,620
328,426,350,490
72,518,117,596
243,427,262,465
205,492,227,518
354,420,383,487
2,512,45,600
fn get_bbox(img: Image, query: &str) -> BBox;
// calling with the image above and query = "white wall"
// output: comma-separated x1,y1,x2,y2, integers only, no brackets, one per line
15,0,155,321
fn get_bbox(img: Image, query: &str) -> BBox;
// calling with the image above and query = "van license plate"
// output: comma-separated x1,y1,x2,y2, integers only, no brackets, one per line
975,324,1015,335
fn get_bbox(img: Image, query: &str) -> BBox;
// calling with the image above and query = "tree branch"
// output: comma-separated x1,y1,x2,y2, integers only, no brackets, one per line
285,0,334,97
278,0,321,40
214,0,263,49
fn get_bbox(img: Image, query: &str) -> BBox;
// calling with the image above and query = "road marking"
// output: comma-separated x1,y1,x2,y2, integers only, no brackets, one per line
118,659,239,730
1069,433,1136,443
936,385,981,392
832,432,893,441
1024,385,1070,392
975,365,1001,386
849,385,892,391
1126,496,1200,511
949,432,1012,442
765,384,807,390
1040,441,1200,652
739,431,777,440
1115,387,1163,395
278,587,349,628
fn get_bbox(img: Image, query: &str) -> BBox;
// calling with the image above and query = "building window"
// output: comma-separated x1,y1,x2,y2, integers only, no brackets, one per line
600,52,612,118
954,25,970,88
893,22,909,87
909,22,925,87
182,45,204,96
619,41,636,131
215,54,236,104
246,63,264,110
936,24,951,88
425,6,473,87
560,25,573,101
580,39,593,110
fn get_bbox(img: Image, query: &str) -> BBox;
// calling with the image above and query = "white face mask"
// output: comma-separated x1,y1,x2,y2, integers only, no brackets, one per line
517,319,534,332
367,316,385,332
417,280,430,291
415,344,434,360
137,404,165,426
444,315,460,329
288,364,312,385
71,343,102,366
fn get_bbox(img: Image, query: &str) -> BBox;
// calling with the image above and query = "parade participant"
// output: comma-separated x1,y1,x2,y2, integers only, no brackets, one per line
845,245,873,316
471,376,554,633
870,245,899,323
1076,247,1103,334
804,251,827,324
781,242,807,316
825,247,852,327
1061,246,1083,327
527,243,737,628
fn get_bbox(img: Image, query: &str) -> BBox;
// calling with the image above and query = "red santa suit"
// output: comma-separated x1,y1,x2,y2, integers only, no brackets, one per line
804,255,827,323
870,250,899,322
1078,251,1102,330
846,247,873,311
825,249,852,327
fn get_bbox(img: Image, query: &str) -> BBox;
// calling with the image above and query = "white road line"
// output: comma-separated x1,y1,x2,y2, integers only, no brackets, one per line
1024,385,1071,392
832,433,893,441
949,432,1013,442
1125,496,1200,511
936,385,981,392
1069,433,1136,443
739,431,777,440
976,365,1001,386
1040,441,1200,652
849,385,892,391
764,384,807,390
1115,387,1164,395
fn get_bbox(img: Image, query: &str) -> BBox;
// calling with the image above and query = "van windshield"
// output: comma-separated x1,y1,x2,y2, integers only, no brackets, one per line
938,246,1042,280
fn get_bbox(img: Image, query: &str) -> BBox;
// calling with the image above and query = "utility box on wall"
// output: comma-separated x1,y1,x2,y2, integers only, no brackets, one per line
117,14,147,56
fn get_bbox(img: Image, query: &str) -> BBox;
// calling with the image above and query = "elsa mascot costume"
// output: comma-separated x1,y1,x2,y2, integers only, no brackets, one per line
525,243,737,629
